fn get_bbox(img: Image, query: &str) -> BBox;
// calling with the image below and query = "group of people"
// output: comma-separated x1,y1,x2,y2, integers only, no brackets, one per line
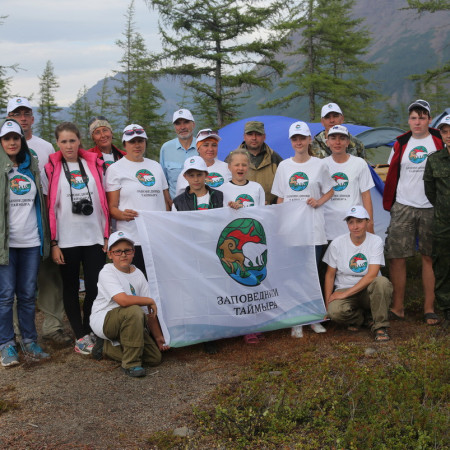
0,96,448,378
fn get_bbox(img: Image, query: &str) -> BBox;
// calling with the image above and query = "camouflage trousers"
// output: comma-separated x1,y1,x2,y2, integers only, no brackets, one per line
432,238,450,312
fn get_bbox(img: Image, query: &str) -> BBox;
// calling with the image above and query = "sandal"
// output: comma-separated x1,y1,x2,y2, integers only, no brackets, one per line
424,312,440,326
254,332,265,341
374,327,390,342
244,334,259,344
389,310,405,321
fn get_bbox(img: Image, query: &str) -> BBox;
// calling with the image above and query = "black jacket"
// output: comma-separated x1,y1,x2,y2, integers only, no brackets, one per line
173,185,223,211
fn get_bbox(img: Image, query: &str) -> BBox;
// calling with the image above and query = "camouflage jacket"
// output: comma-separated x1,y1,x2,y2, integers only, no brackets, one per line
311,130,366,160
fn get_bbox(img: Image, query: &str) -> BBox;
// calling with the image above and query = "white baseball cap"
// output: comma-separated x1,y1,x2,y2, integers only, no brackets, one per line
7,97,33,115
344,205,370,221
289,121,311,138
181,155,209,176
0,120,23,138
436,115,450,129
108,231,135,250
408,99,431,115
321,102,343,118
196,128,221,143
122,124,148,142
172,108,194,123
327,125,349,137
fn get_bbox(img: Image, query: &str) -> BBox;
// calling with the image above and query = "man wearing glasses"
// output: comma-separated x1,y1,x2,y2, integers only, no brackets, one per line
7,96,72,347
159,109,197,199
383,99,444,325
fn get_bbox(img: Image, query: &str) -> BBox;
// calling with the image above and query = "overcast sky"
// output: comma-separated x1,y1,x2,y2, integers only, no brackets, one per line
1,0,161,107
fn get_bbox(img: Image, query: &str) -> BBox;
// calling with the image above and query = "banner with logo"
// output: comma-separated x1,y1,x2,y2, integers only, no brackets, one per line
136,201,326,347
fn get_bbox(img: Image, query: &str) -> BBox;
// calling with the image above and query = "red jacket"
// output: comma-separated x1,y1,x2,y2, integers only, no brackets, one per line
88,144,126,172
383,128,444,211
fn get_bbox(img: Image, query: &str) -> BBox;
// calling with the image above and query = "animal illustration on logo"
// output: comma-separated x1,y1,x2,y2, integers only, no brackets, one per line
136,169,155,187
349,253,368,273
216,218,268,286
235,194,255,207
69,170,88,190
206,172,224,188
10,175,31,195
332,172,349,191
409,146,428,164
289,172,309,191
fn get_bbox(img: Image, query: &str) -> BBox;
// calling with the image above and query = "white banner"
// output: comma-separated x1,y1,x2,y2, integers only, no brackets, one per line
136,201,326,347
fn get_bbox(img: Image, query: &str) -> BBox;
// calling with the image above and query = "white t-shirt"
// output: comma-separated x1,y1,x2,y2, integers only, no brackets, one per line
323,155,374,240
271,157,334,245
392,135,437,208
175,159,231,196
90,263,150,341
27,135,54,173
323,232,384,290
102,152,115,169
219,180,265,207
105,157,168,245
55,160,105,248
8,168,40,248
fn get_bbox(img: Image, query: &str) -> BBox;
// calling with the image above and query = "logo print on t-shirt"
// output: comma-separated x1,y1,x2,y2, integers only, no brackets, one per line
197,203,209,210
136,169,155,186
206,172,224,187
349,253,368,273
409,146,428,164
332,172,349,191
235,194,255,207
29,148,38,160
289,172,309,191
10,175,31,195
130,284,136,296
104,160,114,169
69,170,89,190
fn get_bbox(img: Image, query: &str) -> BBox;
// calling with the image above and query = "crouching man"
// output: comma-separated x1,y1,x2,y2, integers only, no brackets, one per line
90,231,168,377
323,206,393,342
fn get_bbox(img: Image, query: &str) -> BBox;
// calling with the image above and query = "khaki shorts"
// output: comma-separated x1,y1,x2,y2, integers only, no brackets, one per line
385,202,433,258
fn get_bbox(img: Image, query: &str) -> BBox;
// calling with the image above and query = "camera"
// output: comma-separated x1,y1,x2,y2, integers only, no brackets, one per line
72,198,93,216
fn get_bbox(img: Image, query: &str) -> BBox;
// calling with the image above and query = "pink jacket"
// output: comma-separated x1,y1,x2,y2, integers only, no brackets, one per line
44,149,110,241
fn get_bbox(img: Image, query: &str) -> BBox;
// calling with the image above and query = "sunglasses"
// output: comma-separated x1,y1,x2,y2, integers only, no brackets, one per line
110,248,135,256
124,128,145,136
196,129,219,138
88,116,108,126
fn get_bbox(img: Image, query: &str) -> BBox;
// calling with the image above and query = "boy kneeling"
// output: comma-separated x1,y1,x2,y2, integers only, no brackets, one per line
90,231,166,377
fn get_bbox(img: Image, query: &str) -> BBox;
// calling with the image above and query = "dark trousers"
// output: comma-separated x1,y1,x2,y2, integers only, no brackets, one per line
59,245,105,339
132,245,147,278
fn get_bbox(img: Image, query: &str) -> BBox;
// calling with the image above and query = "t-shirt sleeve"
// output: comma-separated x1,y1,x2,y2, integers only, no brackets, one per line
319,163,334,193
40,169,49,196
359,160,375,192
257,184,266,206
157,163,169,190
98,266,127,300
105,164,121,192
369,235,385,266
322,240,338,268
271,163,284,198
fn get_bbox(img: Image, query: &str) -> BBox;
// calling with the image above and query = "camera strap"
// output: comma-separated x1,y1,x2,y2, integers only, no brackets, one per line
62,158,93,205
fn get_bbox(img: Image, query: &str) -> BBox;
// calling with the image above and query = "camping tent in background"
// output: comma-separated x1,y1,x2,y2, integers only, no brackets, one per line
218,115,390,242
431,107,450,128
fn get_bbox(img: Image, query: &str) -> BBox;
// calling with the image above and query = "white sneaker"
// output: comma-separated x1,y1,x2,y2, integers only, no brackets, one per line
310,323,327,333
74,334,94,355
291,325,303,338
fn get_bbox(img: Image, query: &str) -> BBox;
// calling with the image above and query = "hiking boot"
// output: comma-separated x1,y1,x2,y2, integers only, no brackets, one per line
1,345,20,367
43,329,73,347
91,337,104,361
24,342,50,359
122,366,146,377
74,334,94,355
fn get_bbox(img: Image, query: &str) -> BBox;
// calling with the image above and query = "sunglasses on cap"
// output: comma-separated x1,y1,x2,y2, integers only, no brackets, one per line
124,128,146,136
88,116,108,126
196,129,219,138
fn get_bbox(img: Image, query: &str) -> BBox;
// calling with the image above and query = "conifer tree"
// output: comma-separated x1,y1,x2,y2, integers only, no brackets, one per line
69,86,95,143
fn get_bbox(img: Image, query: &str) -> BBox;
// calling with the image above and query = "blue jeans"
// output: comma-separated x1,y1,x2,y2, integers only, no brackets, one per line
0,246,41,349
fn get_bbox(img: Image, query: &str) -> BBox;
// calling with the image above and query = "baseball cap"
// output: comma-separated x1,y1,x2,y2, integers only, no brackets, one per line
408,99,431,115
0,120,23,138
321,103,343,118
7,97,32,115
244,121,265,134
436,115,450,129
344,205,370,221
196,128,221,143
289,121,311,138
327,125,349,137
108,231,135,250
181,155,209,176
122,124,148,142
172,109,194,123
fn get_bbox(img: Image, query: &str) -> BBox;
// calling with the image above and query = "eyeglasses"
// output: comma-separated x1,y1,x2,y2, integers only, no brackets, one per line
196,129,219,138
124,128,145,136
9,111,33,117
110,248,135,256
88,116,108,126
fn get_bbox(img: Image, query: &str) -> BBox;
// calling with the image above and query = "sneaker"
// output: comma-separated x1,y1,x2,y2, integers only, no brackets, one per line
24,342,50,359
91,337,104,361
43,329,73,347
74,334,94,355
310,323,327,333
89,332,97,345
122,366,146,377
1,345,20,367
291,325,303,338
